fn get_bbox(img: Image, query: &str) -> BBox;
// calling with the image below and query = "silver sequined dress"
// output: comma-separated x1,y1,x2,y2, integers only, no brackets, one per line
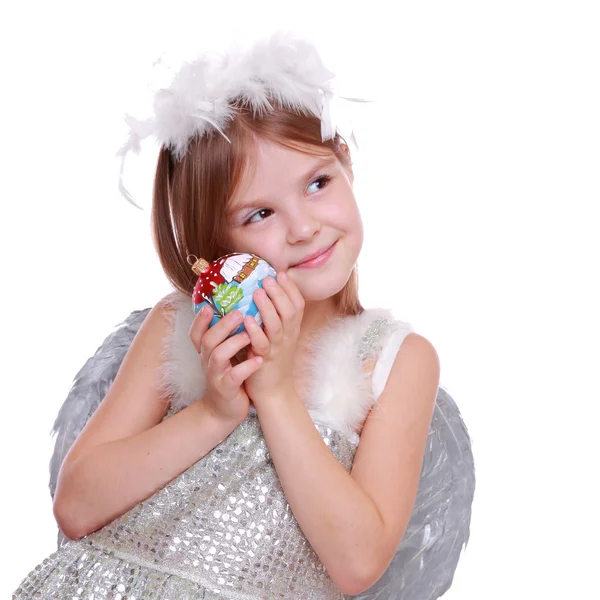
14,313,402,600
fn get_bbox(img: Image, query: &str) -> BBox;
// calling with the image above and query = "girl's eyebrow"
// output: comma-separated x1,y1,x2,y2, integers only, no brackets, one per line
231,155,337,213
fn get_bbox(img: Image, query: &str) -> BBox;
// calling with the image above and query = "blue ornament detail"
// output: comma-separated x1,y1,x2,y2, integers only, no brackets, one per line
193,255,277,338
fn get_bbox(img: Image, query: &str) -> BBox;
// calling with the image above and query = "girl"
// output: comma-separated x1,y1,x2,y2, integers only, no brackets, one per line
14,33,473,599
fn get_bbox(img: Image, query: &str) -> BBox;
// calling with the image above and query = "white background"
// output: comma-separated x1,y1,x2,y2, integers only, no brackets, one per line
2,1,599,598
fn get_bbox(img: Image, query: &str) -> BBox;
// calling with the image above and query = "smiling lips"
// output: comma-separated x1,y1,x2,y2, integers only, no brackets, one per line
291,241,337,268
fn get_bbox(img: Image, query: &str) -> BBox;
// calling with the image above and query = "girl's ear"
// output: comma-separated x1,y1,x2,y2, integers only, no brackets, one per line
340,143,354,183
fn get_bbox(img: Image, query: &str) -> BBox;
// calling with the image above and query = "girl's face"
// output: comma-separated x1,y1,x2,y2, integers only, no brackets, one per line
226,138,363,303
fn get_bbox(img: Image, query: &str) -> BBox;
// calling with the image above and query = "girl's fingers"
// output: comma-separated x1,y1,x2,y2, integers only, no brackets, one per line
244,315,270,356
189,306,215,352
224,355,263,388
276,271,305,312
262,276,296,321
200,310,243,355
210,331,251,371
254,285,282,338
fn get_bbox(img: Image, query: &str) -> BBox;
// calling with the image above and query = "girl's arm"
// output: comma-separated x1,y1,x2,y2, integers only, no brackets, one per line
54,396,240,540
53,299,242,540
253,333,439,596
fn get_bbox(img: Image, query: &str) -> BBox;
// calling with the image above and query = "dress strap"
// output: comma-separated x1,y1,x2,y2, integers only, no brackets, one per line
356,316,393,362
371,319,416,401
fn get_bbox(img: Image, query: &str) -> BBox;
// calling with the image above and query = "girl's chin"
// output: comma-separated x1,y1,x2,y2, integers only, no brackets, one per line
291,275,351,303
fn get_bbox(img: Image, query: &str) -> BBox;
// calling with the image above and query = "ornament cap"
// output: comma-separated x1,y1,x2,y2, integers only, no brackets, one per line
187,255,210,276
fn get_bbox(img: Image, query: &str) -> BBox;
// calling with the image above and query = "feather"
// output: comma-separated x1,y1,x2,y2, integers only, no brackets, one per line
115,115,156,210
190,113,232,144
117,151,144,210
157,292,207,410
304,308,414,441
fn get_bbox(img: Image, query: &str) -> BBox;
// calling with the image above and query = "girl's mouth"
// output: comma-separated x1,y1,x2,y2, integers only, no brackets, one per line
291,241,337,269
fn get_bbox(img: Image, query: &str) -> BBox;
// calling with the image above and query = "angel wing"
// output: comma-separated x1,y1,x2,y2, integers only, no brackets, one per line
350,385,476,600
48,307,151,548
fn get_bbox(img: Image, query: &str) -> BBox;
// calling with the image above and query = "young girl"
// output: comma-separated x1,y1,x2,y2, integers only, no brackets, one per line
14,33,473,599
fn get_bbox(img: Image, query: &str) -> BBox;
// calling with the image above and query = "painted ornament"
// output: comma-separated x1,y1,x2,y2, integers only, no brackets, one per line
190,253,277,338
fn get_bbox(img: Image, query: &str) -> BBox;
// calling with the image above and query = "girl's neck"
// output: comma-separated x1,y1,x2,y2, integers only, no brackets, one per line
299,297,341,344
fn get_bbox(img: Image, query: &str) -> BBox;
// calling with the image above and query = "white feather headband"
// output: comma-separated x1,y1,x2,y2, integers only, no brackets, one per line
116,32,366,208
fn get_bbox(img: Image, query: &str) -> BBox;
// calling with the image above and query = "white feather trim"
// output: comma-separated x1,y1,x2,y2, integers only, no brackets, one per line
157,291,415,444
116,33,372,208
118,34,336,205
158,291,207,410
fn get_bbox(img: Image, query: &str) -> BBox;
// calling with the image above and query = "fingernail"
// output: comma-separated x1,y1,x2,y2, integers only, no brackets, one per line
278,271,287,281
202,306,210,316
263,277,274,287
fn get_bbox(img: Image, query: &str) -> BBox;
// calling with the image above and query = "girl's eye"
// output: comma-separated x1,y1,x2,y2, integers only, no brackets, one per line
307,175,331,194
243,175,331,225
245,208,273,225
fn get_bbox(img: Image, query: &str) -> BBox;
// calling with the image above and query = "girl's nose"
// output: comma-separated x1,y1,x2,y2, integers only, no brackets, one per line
285,209,321,244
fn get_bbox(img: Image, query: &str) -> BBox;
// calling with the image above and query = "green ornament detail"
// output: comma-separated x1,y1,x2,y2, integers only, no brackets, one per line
213,282,244,315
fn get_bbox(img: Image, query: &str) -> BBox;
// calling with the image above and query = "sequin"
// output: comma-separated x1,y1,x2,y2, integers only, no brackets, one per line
14,321,392,599
356,318,390,362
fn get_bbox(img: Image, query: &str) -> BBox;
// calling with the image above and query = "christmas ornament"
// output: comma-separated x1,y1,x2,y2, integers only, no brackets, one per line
189,253,277,337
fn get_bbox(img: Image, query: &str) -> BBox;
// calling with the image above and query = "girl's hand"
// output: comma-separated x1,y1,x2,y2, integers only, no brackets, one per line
242,272,305,404
189,307,263,424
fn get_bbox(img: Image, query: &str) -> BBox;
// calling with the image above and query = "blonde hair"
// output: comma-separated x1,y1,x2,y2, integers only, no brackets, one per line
151,105,363,316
